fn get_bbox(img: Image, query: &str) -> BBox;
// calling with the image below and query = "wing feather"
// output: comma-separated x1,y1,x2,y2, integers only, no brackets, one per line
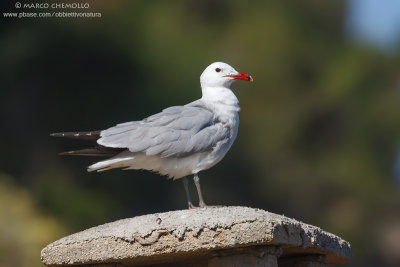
98,102,231,158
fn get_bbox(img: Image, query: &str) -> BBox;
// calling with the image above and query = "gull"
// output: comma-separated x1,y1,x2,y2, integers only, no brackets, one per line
51,62,253,208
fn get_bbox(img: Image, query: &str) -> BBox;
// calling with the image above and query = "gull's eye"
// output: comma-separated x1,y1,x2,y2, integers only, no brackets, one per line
215,68,221,73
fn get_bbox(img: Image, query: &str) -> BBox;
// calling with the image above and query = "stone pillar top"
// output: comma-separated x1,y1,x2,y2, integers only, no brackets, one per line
41,206,351,266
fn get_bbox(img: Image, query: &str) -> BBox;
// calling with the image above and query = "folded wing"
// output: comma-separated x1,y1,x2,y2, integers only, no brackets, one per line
98,103,231,158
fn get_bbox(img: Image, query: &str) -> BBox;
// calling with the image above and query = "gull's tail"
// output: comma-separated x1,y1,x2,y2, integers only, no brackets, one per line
87,150,135,172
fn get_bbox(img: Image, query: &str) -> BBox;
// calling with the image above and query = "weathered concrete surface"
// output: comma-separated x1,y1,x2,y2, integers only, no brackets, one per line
41,206,351,266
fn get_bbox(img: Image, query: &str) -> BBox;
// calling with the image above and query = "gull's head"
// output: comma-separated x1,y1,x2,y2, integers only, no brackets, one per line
200,62,253,88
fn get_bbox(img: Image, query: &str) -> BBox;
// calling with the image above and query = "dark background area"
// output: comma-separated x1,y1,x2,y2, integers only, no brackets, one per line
1,1,400,266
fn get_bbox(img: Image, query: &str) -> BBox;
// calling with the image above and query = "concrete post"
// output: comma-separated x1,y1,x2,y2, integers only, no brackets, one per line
208,246,282,267
41,206,351,266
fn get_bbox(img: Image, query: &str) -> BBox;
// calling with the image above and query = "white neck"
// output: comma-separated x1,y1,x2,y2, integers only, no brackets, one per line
200,85,240,125
201,86,239,108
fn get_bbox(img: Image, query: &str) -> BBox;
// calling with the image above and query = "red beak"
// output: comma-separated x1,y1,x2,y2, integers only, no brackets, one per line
224,71,253,82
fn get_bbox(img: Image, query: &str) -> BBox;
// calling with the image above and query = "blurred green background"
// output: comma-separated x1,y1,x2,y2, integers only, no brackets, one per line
1,0,400,266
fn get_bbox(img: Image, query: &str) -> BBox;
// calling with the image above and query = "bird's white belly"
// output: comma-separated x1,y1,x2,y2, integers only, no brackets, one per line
115,151,209,179
119,144,231,180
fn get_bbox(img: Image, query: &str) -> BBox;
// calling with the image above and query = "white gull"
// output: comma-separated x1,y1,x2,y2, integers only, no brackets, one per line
51,62,253,208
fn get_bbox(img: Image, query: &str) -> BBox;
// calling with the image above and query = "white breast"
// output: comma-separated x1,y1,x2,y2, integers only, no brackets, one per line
192,87,240,173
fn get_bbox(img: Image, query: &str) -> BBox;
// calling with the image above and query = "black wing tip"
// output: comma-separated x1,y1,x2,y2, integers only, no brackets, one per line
57,146,125,157
49,131,101,141
50,132,64,137
58,150,95,156
58,150,90,156
58,151,72,156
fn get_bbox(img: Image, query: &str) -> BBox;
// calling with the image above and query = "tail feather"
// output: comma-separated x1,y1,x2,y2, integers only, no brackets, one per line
50,131,101,141
59,146,124,157
88,155,134,172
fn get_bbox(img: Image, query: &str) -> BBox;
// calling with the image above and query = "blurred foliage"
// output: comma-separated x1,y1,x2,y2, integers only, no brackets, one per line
1,0,400,266
0,174,66,267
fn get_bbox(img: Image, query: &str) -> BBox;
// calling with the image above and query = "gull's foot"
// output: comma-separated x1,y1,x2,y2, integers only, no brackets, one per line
199,200,208,208
187,204,226,209
199,205,226,209
187,203,209,209
188,202,196,209
204,205,225,208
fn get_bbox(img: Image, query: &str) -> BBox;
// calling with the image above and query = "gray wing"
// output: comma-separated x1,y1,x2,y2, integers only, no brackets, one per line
97,102,231,157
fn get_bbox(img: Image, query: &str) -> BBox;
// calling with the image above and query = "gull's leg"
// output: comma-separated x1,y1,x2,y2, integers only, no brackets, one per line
193,174,207,208
183,177,195,209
